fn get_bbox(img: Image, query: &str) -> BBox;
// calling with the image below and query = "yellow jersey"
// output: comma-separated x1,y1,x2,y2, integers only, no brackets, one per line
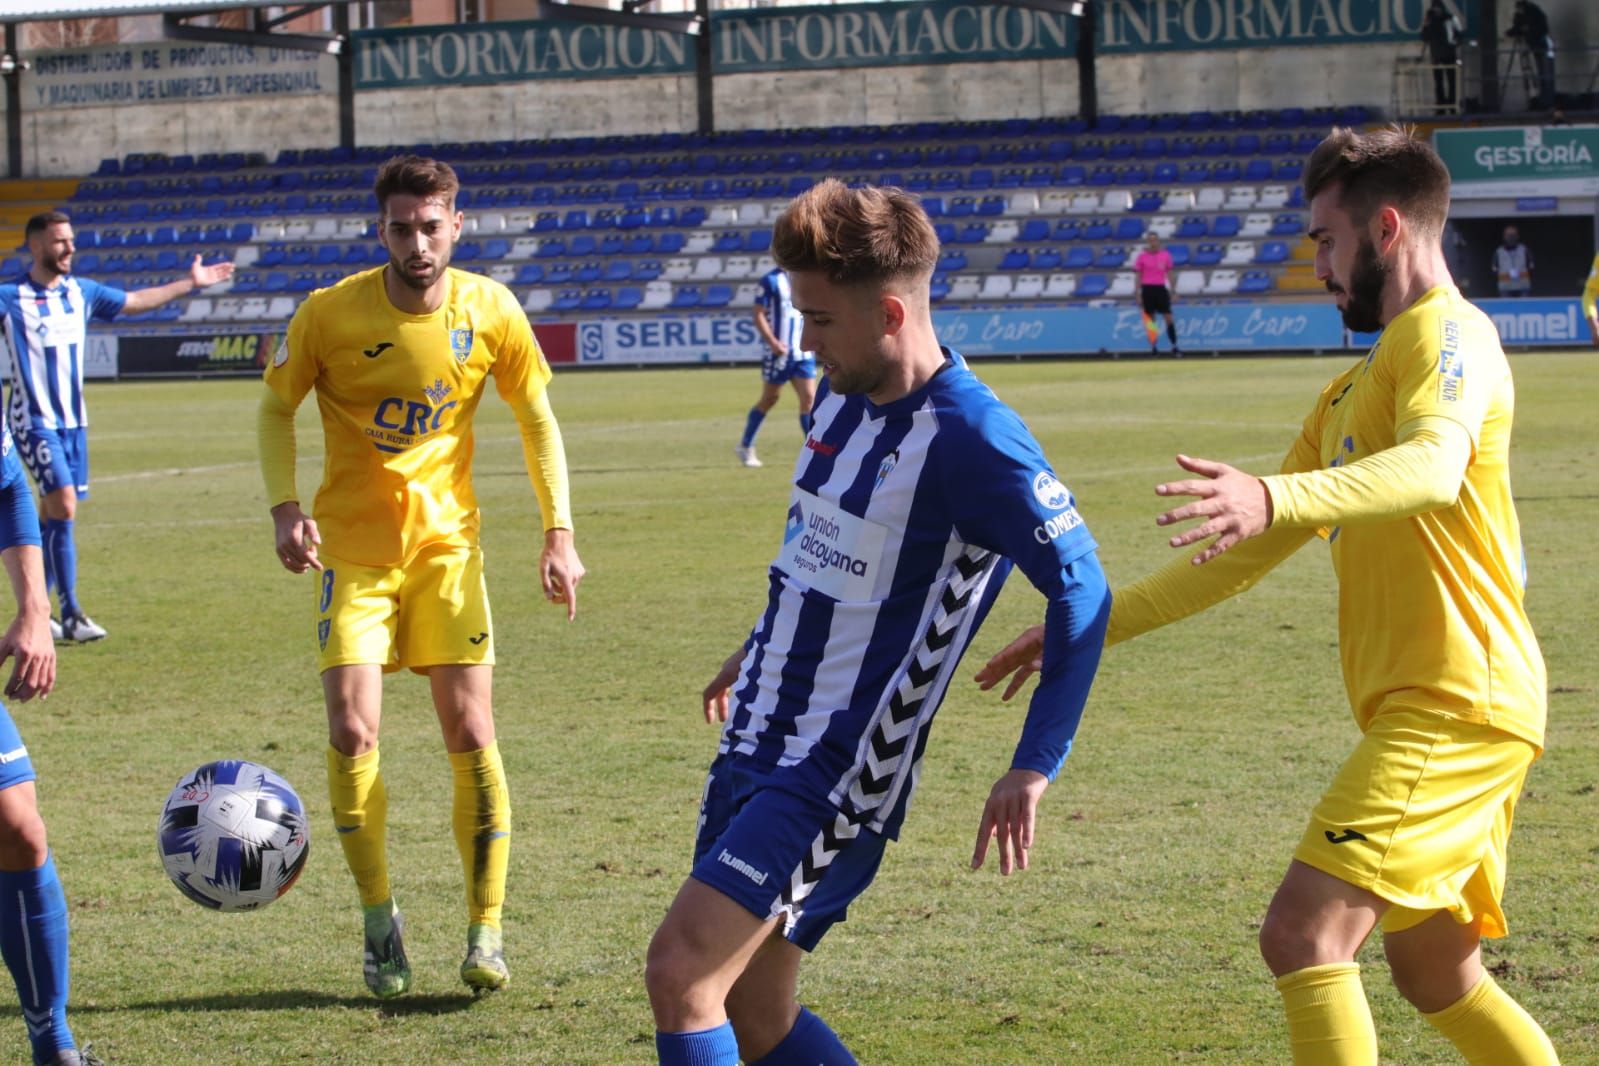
1582,252,1599,319
1270,285,1545,745
263,266,553,567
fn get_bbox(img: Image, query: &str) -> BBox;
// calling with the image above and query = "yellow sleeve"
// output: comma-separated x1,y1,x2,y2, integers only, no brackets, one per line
1106,523,1315,646
256,309,320,507
257,387,300,506
1582,255,1599,319
1262,416,1472,529
506,388,572,532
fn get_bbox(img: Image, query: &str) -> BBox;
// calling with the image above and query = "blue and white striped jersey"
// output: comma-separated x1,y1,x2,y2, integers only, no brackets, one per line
721,349,1106,839
0,274,125,431
755,268,811,359
0,421,41,552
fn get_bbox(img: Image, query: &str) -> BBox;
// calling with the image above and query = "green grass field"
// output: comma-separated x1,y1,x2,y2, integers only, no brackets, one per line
10,352,1596,1064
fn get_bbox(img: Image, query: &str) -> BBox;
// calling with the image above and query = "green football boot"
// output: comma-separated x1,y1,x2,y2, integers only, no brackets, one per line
460,923,509,994
362,899,413,999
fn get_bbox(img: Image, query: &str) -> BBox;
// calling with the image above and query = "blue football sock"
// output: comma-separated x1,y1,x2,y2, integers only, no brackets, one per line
0,856,75,1063
751,1007,857,1065
43,519,79,618
656,1021,739,1066
799,412,813,434
741,409,766,448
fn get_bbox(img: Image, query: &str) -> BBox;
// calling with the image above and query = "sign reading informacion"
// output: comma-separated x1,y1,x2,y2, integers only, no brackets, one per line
354,0,1465,88
24,43,333,110
1434,126,1599,199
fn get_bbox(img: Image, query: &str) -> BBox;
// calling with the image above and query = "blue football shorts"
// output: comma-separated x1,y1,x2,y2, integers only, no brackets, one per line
12,422,89,498
0,704,37,792
761,352,818,386
691,753,887,952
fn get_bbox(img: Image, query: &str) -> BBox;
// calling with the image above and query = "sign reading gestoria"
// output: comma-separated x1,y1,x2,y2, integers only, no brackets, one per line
1434,126,1599,199
354,0,1461,88
24,43,333,110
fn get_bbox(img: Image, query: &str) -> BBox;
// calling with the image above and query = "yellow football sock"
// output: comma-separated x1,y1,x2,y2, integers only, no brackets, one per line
450,742,511,929
1275,962,1378,1066
326,746,391,907
1424,972,1559,1065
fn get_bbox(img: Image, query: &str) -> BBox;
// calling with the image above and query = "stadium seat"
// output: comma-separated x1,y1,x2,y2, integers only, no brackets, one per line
1018,218,1051,243
265,297,297,320
1175,216,1207,239
1210,215,1240,238
1079,219,1111,241
641,280,673,309
535,238,567,259
613,286,643,310
948,275,981,301
579,288,612,311
1006,191,1041,215
1255,241,1289,264
1012,274,1045,299
1075,274,1109,298
999,249,1030,271
1237,270,1273,294
670,285,702,309
979,274,1013,301
1224,186,1257,210
986,220,1019,244
1174,269,1206,295
1095,246,1128,268
1192,243,1224,266
1241,213,1273,237
1106,272,1137,298
1067,192,1099,215
692,256,723,281
1064,246,1094,269
1167,243,1191,266
1147,215,1178,239
1222,240,1256,265
1032,248,1063,271
701,284,734,308
663,257,693,281
179,297,213,322
523,289,554,313
1042,273,1076,298
1194,187,1226,211
551,289,583,311
1203,269,1240,294
1258,185,1290,209
732,282,761,306
1270,213,1305,236
1114,217,1146,241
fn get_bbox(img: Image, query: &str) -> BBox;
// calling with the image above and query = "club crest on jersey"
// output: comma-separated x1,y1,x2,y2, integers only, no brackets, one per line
873,449,899,492
1032,471,1071,511
424,378,452,405
784,501,805,544
450,328,474,363
272,338,289,367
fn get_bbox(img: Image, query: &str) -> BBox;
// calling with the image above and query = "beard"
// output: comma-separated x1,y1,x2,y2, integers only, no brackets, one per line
1329,238,1390,333
388,249,449,291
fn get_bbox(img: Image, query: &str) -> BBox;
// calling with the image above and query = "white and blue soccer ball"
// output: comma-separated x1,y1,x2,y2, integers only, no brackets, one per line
157,760,311,912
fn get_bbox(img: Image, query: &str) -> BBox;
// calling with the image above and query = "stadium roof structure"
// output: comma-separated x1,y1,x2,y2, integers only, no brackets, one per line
0,0,286,22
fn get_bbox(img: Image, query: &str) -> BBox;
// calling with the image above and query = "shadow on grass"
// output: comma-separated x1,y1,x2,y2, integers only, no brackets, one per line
56,990,481,1015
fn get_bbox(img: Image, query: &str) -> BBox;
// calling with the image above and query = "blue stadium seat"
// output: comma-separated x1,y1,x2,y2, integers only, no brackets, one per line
1233,133,1261,155
624,234,655,255
1080,219,1111,241
937,250,967,272
1192,243,1223,266
999,249,1030,271
1018,219,1050,243
1256,241,1289,263
1244,159,1273,181
656,232,686,255
483,238,510,260
545,264,575,285
929,275,951,302
702,284,733,308
1032,248,1063,270
71,253,100,273
1058,165,1086,186
574,261,602,283
745,229,772,252
977,195,1005,217
604,260,634,282
1210,161,1241,183
1095,246,1127,267
1167,244,1190,265
1053,220,1081,242
536,238,567,259
568,235,598,257
669,285,702,309
1238,270,1273,294
1075,273,1109,298
1151,163,1179,184
1270,214,1304,236
515,263,547,285
633,260,663,281
1176,216,1207,239
614,286,643,310
341,244,368,265
552,289,583,312
1064,247,1094,269
712,231,742,254
1130,193,1162,214
579,288,612,311
1210,215,1240,238
154,250,181,271
561,209,590,231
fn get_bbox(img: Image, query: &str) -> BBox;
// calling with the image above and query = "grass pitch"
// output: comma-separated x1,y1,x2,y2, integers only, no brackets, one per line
11,351,1596,1064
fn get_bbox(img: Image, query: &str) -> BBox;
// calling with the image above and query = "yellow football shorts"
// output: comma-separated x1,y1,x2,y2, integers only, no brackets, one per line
1293,705,1538,939
314,543,495,674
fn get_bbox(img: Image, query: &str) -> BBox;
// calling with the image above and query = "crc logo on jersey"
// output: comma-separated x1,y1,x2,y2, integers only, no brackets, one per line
1438,318,1463,404
450,328,474,364
367,394,459,453
1032,471,1071,511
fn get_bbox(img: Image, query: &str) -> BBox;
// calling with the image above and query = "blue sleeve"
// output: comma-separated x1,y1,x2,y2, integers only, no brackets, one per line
0,448,41,551
81,276,127,321
754,275,774,309
945,403,1109,780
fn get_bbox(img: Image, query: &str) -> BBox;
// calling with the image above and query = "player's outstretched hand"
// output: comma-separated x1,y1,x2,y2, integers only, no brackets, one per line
0,607,55,703
974,624,1045,702
190,254,235,289
539,528,585,622
1154,453,1272,564
270,501,323,574
972,768,1048,876
702,647,745,724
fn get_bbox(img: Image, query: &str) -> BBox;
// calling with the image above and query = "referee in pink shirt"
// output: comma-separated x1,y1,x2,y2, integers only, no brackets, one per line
1133,233,1181,356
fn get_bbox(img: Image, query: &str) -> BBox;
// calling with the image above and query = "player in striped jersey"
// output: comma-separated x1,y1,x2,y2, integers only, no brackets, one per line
646,180,1111,1066
736,266,817,468
0,417,101,1065
0,211,233,643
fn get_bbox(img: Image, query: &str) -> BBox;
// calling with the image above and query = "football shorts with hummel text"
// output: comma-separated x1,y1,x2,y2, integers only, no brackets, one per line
314,542,494,674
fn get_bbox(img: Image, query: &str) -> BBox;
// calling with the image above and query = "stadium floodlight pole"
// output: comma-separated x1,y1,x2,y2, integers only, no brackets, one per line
2,23,19,180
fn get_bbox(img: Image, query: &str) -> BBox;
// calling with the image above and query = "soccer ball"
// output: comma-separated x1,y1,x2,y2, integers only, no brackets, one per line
157,760,311,912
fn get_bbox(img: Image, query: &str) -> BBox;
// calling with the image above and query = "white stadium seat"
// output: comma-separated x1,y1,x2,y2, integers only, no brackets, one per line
522,288,554,313
683,231,715,254
210,297,243,321
641,280,674,309
948,275,981,301
692,256,723,280
310,217,339,240
476,211,508,234
732,282,761,306
736,203,767,225
1174,269,1207,295
1222,240,1256,265
253,220,285,241
1098,190,1133,213
663,257,693,281
1203,269,1240,294
753,254,776,275
722,255,755,280
265,296,297,320
979,274,1014,300
706,204,740,227
1147,215,1178,238
178,297,212,322
1042,273,1076,298
282,217,313,240
1040,191,1073,215
1241,213,1273,237
1224,186,1258,210
508,237,540,260
232,246,260,268
1011,273,1045,298
238,296,269,320
1195,187,1226,211
1106,272,1137,298
1007,191,1041,215
985,220,1019,244
1067,192,1100,215
1257,185,1290,209
506,210,535,233
488,264,517,283
1161,190,1195,213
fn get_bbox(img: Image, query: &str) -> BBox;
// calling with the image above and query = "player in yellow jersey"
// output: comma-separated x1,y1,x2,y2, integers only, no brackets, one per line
976,127,1557,1065
1582,250,1599,347
257,155,584,999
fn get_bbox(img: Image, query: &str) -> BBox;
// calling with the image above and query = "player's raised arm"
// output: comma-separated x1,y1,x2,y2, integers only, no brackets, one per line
120,254,234,314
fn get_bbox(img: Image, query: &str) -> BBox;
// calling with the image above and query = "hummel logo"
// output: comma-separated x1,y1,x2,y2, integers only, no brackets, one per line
363,342,395,359
1324,828,1367,844
469,632,489,645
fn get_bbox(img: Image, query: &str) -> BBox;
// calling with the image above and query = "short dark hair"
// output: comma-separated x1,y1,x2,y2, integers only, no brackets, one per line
373,155,459,213
1303,125,1451,240
771,179,940,286
25,211,71,241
